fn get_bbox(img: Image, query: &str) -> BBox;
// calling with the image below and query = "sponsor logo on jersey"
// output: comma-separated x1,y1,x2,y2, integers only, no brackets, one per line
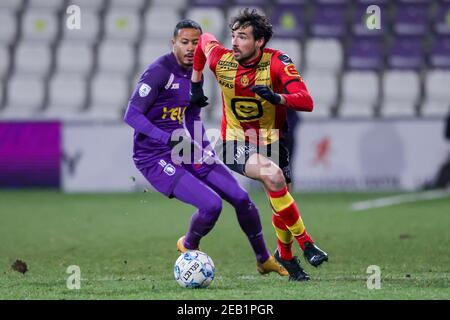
284,64,300,77
139,83,151,97
278,54,293,65
171,83,180,90
164,164,176,176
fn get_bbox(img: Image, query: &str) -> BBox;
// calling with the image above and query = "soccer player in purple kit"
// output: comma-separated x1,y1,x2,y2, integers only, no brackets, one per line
123,20,287,276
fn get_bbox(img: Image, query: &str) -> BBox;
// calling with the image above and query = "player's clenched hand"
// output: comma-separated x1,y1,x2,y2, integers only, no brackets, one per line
250,85,282,105
190,81,209,108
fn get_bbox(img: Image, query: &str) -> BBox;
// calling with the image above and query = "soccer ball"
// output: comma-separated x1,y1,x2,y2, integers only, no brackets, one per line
174,250,215,288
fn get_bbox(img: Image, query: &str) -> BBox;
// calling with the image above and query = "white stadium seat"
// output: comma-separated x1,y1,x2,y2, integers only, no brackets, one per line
422,70,450,117
185,7,226,36
0,0,24,12
88,73,129,120
62,12,100,44
43,73,87,120
138,41,172,71
305,38,343,74
267,38,302,67
104,9,141,43
110,0,145,9
15,43,51,77
56,42,93,76
380,70,420,117
3,75,45,119
303,72,338,118
22,10,58,44
97,41,134,76
68,0,105,13
0,10,18,45
28,0,65,11
0,46,9,80
340,71,379,118
145,6,181,38
151,0,188,8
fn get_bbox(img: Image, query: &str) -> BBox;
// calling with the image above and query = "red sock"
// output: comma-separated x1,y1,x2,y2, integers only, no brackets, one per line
272,214,293,260
295,231,314,251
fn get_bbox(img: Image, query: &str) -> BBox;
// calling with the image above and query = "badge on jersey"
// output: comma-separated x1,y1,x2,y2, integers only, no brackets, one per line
284,64,301,79
278,54,293,65
139,83,151,97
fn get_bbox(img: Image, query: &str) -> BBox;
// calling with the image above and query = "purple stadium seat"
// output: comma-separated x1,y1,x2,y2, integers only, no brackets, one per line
393,4,429,36
232,0,267,5
271,4,306,38
387,36,424,70
351,4,386,37
397,0,429,3
429,37,450,69
310,4,347,38
313,0,349,4
347,37,384,70
355,0,388,4
434,3,450,35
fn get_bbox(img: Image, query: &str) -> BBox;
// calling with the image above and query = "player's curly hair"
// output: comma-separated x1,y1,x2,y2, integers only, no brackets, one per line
229,8,273,48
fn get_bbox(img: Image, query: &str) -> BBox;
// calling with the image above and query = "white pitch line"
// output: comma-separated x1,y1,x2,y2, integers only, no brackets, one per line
351,189,450,211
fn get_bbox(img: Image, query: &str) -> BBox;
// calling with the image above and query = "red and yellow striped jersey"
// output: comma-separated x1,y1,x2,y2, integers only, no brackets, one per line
200,35,313,145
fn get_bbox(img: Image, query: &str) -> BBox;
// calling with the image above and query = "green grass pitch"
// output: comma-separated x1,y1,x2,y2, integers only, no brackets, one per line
0,190,448,299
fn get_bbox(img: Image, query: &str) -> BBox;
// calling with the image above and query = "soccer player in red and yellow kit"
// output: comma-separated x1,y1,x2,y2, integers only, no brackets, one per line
191,9,328,281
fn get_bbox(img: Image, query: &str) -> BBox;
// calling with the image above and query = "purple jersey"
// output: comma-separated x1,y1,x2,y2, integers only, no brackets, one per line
125,53,194,169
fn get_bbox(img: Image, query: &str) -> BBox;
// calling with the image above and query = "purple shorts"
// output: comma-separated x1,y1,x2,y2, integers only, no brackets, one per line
139,154,215,198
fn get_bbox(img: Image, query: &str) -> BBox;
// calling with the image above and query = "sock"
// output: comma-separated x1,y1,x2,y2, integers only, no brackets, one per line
268,186,314,251
272,213,293,260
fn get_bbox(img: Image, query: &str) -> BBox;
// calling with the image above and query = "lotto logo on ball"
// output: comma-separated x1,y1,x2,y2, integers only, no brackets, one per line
174,251,215,289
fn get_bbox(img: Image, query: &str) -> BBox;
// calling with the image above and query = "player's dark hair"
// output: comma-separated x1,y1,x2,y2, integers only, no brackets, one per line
229,8,273,48
173,19,203,37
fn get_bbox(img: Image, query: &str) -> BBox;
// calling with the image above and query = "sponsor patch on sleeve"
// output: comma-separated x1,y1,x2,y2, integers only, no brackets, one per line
284,64,301,78
139,83,151,97
278,53,293,65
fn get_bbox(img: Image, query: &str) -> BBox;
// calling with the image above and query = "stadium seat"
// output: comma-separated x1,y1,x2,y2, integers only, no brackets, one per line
104,9,140,43
22,10,58,44
186,7,226,36
305,38,343,74
310,4,347,38
380,71,420,117
3,75,45,119
27,0,65,11
0,0,24,12
44,73,87,120
62,12,100,44
393,4,429,36
145,6,182,39
14,43,51,77
429,36,450,69
422,70,450,117
351,4,386,37
434,2,450,35
387,36,424,70
97,41,134,76
270,4,306,39
110,0,145,9
340,71,379,118
0,10,18,46
88,74,129,120
138,41,172,71
232,0,268,5
355,0,388,4
69,0,105,13
0,46,9,80
56,42,93,77
268,38,302,68
303,72,338,118
151,0,188,8
347,37,384,71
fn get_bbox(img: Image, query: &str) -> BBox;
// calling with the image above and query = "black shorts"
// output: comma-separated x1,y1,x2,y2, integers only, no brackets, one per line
216,139,292,184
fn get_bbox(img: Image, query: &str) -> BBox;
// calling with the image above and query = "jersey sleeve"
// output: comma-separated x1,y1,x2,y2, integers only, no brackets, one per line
271,51,314,112
194,33,229,75
123,63,171,145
